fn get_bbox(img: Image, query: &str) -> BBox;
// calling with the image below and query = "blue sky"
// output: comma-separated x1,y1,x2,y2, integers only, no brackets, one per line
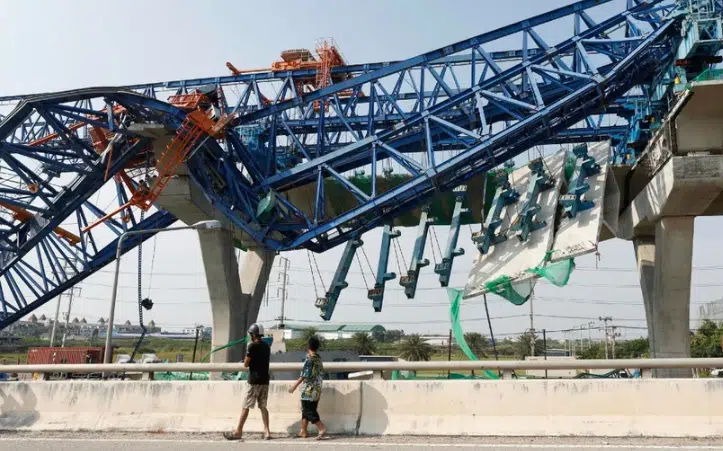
2,0,721,343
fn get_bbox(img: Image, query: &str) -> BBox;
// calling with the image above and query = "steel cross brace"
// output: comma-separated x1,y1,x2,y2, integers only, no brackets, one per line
315,237,363,321
399,206,434,299
511,158,556,243
472,172,520,254
368,225,401,312
560,144,601,219
434,186,468,287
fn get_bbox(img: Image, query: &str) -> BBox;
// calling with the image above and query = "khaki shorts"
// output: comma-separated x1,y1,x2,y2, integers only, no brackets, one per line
243,384,269,409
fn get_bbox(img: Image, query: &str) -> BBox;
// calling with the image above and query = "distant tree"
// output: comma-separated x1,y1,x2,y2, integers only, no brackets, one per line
514,331,538,359
618,337,649,359
580,342,605,360
300,327,326,351
464,332,488,358
383,329,405,343
691,320,723,358
351,333,377,355
398,334,433,361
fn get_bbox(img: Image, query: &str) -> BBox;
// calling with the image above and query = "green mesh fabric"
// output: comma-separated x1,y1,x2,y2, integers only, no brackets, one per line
201,336,248,362
528,258,576,287
482,252,575,306
154,371,210,381
483,275,535,306
448,288,500,380
564,153,577,181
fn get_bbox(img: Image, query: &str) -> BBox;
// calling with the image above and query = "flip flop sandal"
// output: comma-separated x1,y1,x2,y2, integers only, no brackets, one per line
223,432,242,441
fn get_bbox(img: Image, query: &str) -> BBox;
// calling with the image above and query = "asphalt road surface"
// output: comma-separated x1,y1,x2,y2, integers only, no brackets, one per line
3,434,723,451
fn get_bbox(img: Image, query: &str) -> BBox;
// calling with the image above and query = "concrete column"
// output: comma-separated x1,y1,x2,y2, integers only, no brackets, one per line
645,217,694,378
198,229,275,365
238,247,276,340
633,236,656,345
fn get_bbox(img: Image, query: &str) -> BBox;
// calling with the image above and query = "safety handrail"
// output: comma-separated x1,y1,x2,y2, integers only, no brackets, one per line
2,357,723,377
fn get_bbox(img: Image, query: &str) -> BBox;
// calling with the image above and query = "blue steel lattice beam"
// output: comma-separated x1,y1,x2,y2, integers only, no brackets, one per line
368,225,401,312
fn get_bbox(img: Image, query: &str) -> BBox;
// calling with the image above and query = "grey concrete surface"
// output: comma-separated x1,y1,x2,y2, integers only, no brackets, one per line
4,434,723,451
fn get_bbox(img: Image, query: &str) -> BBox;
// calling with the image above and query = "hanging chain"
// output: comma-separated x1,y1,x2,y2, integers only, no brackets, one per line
137,211,145,329
355,253,370,290
392,240,404,275
311,252,327,293
429,226,440,264
306,250,319,298
146,236,158,298
361,247,376,280
396,238,409,269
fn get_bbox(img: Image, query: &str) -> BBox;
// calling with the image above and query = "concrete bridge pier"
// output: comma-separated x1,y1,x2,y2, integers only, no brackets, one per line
198,229,275,366
634,218,694,378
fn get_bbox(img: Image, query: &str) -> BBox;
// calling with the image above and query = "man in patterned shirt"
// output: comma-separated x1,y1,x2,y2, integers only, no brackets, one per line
289,336,327,439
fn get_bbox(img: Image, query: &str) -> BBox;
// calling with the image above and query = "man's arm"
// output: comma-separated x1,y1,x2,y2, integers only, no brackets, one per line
289,358,310,394
243,355,251,368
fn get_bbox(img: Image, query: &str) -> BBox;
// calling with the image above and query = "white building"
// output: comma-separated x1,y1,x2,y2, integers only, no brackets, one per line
270,323,386,341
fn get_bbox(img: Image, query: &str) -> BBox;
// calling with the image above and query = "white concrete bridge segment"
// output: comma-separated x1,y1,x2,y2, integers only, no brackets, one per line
464,149,566,298
3,379,723,437
549,141,618,263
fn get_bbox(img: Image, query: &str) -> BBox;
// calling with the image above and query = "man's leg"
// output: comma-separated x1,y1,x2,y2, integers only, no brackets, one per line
233,385,257,437
234,408,250,437
258,386,271,439
300,418,309,437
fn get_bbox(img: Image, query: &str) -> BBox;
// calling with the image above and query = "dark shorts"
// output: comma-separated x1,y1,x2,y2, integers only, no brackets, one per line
301,400,320,424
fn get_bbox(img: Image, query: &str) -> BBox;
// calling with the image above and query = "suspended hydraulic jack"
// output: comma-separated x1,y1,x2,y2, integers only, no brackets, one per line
560,144,601,219
472,171,520,254
400,206,434,299
368,225,401,312
434,186,468,287
315,237,364,321
511,158,555,242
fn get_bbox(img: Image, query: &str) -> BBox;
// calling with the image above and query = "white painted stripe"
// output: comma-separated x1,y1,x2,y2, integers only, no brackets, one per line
3,437,723,449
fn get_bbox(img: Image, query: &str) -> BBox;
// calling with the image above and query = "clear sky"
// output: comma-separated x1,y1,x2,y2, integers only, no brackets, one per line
3,0,721,344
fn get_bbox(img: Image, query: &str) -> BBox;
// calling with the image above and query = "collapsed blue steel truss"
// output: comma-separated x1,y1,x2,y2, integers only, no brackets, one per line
0,0,720,329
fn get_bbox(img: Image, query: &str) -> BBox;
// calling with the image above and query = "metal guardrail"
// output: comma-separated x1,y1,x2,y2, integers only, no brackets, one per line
1,358,723,380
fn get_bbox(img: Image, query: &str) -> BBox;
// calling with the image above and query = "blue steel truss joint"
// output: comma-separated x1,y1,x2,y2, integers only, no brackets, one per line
368,225,400,313
316,237,363,321
511,158,555,243
434,184,469,286
561,144,601,219
473,171,520,254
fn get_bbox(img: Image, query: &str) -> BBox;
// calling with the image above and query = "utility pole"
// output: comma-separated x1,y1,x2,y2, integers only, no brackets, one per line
599,316,612,359
189,325,202,381
542,329,548,379
276,257,290,329
587,321,595,350
447,329,453,379
611,326,620,359
60,286,82,347
529,294,535,357
50,260,78,347
483,294,499,361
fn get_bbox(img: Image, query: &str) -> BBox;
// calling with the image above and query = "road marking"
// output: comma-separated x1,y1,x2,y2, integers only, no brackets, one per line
4,438,723,449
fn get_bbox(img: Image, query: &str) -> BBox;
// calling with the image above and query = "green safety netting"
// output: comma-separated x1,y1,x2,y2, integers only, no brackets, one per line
483,251,576,306
484,275,536,306
153,337,252,381
448,288,499,379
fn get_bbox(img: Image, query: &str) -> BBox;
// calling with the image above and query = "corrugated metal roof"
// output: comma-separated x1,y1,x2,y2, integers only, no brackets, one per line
340,325,385,333
271,323,383,333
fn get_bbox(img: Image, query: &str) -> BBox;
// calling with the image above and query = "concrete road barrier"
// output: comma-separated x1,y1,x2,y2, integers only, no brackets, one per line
1,379,723,437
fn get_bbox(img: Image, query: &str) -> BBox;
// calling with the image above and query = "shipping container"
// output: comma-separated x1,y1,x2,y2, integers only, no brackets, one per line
27,347,105,365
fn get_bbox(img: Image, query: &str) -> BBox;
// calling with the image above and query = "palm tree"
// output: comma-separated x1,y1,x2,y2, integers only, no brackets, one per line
514,331,537,359
464,332,488,358
351,332,377,355
397,334,433,361
300,327,325,350
300,327,318,342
